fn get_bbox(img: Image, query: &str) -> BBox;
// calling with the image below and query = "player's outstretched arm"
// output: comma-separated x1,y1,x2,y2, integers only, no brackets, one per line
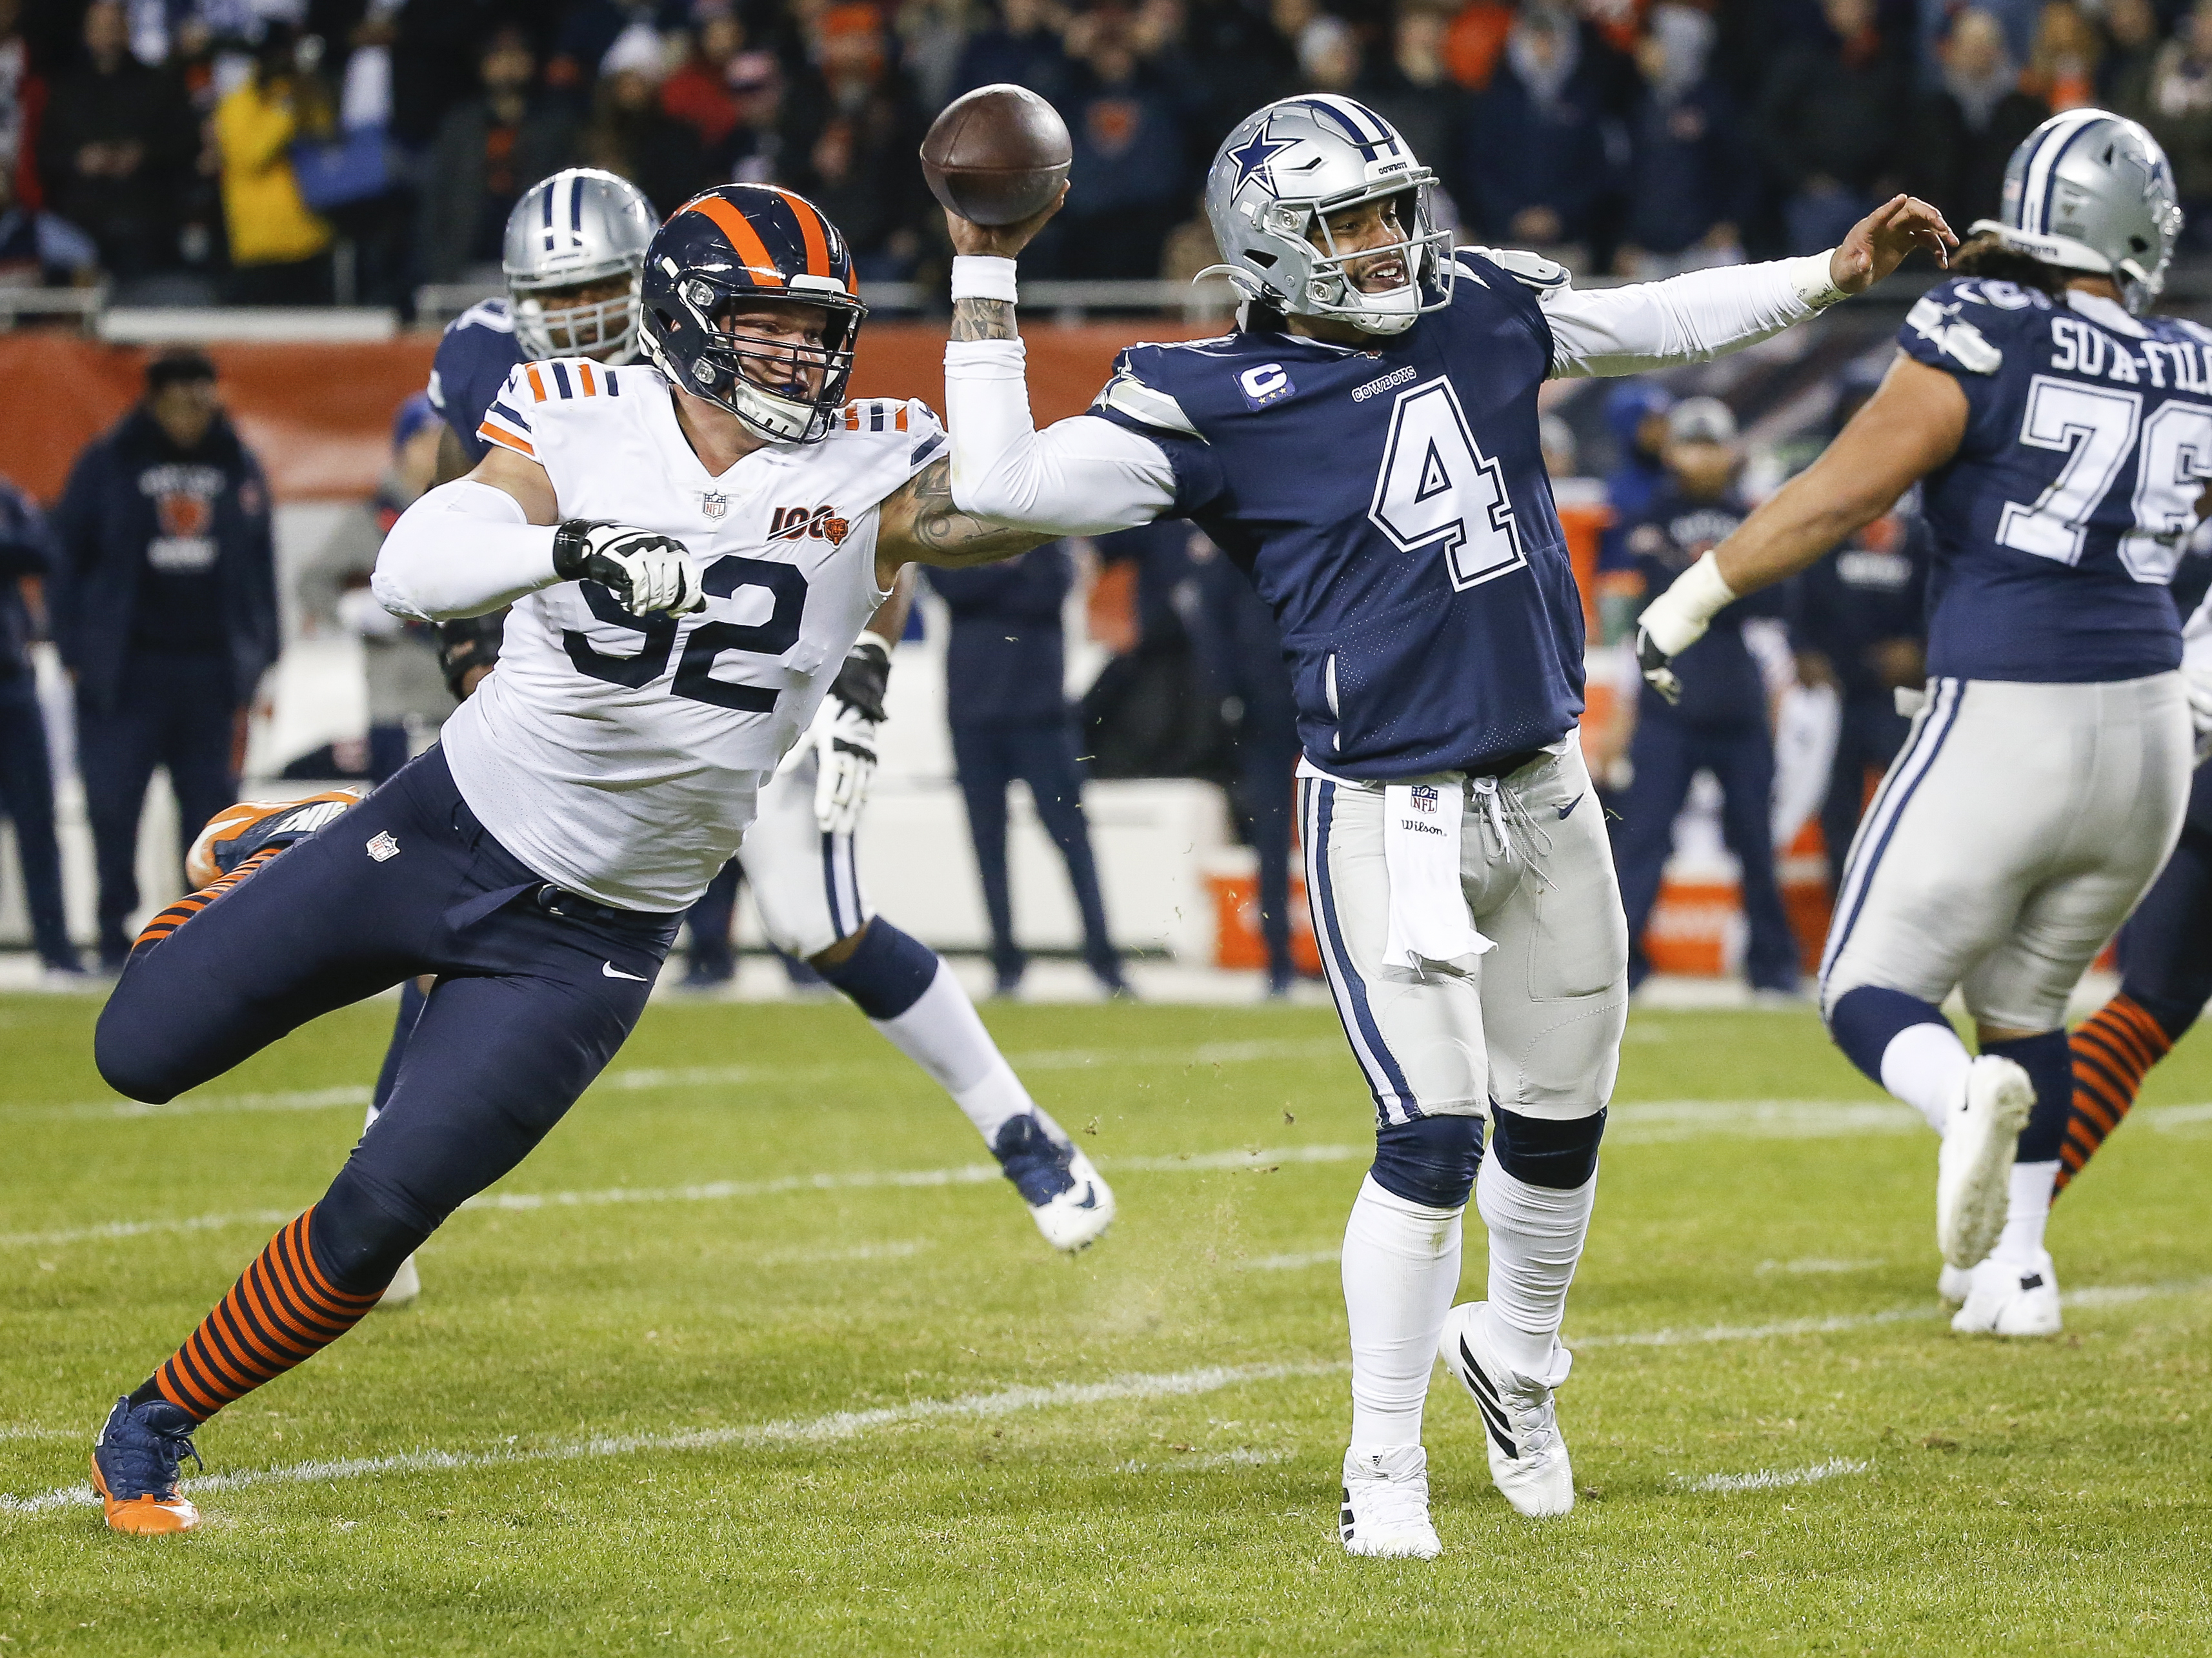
1540,196,1956,380
375,446,702,622
876,456,1058,574
933,193,1183,538
1634,355,1966,698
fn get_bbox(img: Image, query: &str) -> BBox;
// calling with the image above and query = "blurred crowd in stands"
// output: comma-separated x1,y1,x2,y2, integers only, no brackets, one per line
10,0,2212,308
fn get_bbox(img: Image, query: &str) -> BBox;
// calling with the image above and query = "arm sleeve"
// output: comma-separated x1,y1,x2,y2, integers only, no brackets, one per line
1541,255,1843,379
371,479,559,622
943,338,1181,534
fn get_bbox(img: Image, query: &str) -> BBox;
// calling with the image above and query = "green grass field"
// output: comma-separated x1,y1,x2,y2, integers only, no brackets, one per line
5,989,2212,1655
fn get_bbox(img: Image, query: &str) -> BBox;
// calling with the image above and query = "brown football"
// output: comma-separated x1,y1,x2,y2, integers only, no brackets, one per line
919,84,1072,227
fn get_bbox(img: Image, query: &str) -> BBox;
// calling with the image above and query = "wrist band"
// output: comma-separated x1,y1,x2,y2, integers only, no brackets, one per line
950,255,1019,305
1789,252,1848,310
854,631,896,659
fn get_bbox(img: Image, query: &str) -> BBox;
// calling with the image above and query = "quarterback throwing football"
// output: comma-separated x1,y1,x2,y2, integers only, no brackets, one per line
84,185,1053,1536
936,93,1951,1555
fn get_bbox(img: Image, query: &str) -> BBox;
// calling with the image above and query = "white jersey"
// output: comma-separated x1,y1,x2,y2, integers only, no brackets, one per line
440,358,945,912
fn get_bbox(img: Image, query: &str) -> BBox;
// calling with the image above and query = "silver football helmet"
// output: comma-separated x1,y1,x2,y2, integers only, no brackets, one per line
1971,109,2184,315
1198,94,1452,337
502,168,659,362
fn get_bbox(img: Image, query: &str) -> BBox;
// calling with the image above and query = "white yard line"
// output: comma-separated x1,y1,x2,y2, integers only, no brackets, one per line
1239,1251,1342,1272
8,1277,2208,1515
0,1359,1345,1515
1671,1457,1871,1494
0,1038,1354,1125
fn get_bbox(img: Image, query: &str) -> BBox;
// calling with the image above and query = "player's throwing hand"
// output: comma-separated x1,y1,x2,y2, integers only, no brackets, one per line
552,520,706,616
1828,194,1958,294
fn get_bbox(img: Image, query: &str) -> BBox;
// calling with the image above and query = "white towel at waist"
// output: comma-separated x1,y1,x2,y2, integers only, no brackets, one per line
1380,780,1492,982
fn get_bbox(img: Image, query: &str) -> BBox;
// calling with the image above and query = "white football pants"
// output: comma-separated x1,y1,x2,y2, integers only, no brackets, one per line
1820,673,2191,1032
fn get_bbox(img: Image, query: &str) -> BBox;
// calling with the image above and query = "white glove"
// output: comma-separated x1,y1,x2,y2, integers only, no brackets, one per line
550,519,704,616
1633,551,1738,705
812,632,891,835
337,584,403,640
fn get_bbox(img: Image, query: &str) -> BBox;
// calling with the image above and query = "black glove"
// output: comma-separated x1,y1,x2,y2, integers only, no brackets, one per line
1634,624,1684,706
437,611,507,702
551,520,703,616
825,634,892,724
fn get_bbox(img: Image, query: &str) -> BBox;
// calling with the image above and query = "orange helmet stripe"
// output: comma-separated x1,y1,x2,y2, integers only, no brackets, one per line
686,194,785,287
775,189,837,285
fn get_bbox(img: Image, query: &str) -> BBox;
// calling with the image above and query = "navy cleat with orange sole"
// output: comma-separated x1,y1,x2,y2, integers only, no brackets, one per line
90,1395,203,1535
184,787,368,889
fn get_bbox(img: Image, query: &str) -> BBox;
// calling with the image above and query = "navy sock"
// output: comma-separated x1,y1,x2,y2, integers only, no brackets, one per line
1982,1028,2073,1163
1827,985,1949,1087
1370,1113,1483,1209
814,920,940,1021
1489,1104,1605,1191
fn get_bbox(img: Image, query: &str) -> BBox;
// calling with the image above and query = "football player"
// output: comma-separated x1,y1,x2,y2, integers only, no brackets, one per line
85,184,1070,1535
1638,112,2201,1337
934,93,1950,1553
367,170,1111,1314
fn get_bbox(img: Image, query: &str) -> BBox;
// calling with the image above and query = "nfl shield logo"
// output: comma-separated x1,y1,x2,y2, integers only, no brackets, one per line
365,831,399,862
700,491,729,521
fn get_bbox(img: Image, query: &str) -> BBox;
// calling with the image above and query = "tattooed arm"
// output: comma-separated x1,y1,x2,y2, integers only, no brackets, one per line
934,197,1181,541
874,456,1057,578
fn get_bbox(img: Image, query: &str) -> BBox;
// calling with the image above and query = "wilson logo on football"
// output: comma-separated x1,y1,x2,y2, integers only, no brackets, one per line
769,505,850,545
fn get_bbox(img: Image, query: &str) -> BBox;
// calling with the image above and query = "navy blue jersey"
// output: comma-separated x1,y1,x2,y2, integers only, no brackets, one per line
1091,254,1579,778
1900,276,2206,683
1786,508,1933,703
427,298,525,465
1602,482,1782,730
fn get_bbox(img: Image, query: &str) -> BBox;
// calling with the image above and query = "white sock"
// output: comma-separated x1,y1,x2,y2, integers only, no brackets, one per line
364,1102,380,1131
1880,1022,1973,1135
1342,1175,1463,1450
1475,1156,1593,1380
870,962,1042,1147
1993,1159,2059,1266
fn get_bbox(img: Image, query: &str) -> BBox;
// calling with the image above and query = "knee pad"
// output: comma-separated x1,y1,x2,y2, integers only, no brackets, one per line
815,919,940,1021
1370,1114,1483,1209
1489,1104,1605,1191
1825,984,1948,1087
314,1164,436,1295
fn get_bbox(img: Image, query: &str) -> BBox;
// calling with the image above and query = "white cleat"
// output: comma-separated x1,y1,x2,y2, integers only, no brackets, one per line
1951,1251,2062,1337
376,1254,421,1309
1438,1302,1574,1518
994,1115,1116,1252
1936,1262,1973,1305
1936,1056,2034,1270
1029,1147,1115,1253
1338,1444,1442,1559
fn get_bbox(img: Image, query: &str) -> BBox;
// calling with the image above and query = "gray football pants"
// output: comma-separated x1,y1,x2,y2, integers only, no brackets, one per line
1299,740,1629,1127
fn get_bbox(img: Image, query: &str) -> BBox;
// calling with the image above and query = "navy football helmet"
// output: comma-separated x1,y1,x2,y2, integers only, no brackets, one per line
640,185,866,445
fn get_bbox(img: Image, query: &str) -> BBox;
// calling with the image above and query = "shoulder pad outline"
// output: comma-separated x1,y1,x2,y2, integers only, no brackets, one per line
1456,245,1571,292
1093,369,1203,438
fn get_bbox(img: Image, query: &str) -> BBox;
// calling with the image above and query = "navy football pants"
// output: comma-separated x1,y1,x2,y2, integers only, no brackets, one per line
2114,815,2212,1042
1614,714,1800,993
97,747,677,1278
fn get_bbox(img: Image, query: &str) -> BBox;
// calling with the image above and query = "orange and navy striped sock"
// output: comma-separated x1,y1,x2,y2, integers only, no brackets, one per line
2056,993,2175,1202
128,1209,384,1424
130,847,285,953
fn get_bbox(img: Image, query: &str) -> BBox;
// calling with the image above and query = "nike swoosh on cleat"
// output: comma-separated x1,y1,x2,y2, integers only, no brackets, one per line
1071,1185,1098,1210
601,962,649,982
1556,796,1582,820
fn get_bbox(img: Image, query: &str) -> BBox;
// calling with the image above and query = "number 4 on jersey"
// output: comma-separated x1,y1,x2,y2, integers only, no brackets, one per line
1369,377,1527,591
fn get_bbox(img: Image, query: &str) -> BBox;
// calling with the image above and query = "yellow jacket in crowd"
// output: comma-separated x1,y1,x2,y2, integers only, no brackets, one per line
215,80,332,267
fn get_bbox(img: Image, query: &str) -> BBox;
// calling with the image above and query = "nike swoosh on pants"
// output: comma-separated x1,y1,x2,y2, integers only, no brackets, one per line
602,962,649,981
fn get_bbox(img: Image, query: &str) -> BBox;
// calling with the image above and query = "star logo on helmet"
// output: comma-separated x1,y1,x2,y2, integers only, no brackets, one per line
1225,125,1297,199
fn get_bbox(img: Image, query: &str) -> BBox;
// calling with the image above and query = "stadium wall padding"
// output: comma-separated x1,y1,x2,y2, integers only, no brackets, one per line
0,322,1218,503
